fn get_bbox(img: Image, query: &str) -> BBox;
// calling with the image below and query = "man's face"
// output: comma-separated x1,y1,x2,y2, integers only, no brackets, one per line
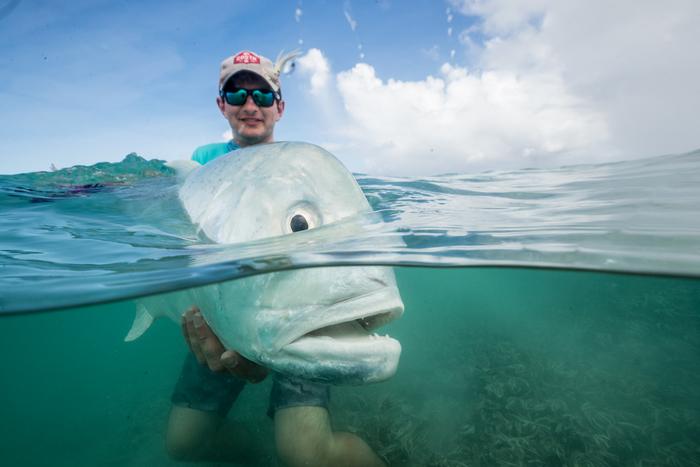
217,73,285,147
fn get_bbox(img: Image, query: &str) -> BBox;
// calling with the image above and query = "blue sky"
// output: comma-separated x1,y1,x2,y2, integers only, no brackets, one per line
1,0,698,175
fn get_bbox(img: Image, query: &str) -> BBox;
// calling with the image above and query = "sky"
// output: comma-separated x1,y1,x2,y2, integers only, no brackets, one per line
0,0,698,176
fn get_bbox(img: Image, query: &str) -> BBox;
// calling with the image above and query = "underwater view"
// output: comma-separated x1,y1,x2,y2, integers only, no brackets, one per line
1,268,699,466
1,150,699,466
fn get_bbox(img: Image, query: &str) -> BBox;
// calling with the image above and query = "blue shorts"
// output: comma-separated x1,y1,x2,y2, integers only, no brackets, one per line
171,353,330,418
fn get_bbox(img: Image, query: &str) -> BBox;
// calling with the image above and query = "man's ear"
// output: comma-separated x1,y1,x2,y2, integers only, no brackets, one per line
216,96,225,114
276,99,285,120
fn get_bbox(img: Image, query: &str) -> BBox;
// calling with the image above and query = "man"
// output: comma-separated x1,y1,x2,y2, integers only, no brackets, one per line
165,50,386,467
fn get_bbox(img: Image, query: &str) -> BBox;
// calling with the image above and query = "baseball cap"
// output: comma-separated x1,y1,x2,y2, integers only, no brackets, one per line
219,50,282,94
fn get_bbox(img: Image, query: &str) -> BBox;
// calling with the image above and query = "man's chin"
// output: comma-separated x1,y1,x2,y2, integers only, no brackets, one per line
237,133,272,146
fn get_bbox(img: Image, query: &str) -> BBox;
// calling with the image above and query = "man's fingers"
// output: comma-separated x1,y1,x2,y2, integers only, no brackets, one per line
182,310,206,365
181,307,268,380
221,350,239,371
192,312,210,341
221,350,268,383
202,338,225,372
191,311,227,372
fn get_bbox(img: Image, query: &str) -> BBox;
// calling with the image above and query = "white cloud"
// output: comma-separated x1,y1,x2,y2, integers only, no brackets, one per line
294,1,699,175
451,0,549,36
334,61,606,174
451,0,700,160
296,48,331,95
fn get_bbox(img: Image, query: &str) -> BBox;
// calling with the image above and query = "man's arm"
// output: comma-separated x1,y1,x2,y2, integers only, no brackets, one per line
181,307,268,383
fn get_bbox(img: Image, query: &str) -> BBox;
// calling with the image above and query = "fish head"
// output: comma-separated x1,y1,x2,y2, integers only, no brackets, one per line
183,141,371,243
181,142,404,384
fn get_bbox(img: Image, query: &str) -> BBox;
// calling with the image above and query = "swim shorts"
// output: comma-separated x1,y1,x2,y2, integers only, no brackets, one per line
171,353,330,418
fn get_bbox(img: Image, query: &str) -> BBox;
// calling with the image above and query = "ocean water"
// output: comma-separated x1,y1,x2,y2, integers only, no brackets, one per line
1,150,699,466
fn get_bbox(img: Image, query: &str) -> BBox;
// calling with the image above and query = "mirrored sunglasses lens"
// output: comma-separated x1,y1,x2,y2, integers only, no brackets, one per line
252,90,275,107
225,89,248,105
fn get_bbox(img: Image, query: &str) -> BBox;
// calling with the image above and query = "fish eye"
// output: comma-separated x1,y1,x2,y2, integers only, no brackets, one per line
285,202,320,234
290,214,309,232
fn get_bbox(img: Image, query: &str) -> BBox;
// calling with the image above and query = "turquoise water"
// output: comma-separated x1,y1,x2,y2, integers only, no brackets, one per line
1,268,698,466
1,151,699,465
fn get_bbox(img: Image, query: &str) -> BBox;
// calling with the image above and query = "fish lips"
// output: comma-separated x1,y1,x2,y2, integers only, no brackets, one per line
275,332,403,385
262,285,405,384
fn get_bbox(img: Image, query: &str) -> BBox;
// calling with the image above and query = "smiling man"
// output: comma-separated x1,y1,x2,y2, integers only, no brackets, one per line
190,51,285,165
166,50,386,467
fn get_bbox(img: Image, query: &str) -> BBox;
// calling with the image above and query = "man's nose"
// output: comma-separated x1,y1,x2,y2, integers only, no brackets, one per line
241,95,259,111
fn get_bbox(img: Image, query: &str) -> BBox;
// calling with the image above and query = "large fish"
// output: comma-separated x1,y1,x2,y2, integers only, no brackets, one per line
126,142,404,384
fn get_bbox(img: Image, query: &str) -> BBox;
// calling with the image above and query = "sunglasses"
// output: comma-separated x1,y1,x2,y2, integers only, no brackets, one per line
220,87,278,107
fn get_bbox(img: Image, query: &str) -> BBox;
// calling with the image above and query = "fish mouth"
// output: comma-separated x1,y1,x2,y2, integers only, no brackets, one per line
302,311,395,340
277,306,403,384
277,286,403,379
279,285,404,350
264,283,404,384
283,309,400,351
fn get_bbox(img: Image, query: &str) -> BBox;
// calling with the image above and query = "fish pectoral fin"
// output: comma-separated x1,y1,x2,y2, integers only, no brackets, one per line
124,304,155,342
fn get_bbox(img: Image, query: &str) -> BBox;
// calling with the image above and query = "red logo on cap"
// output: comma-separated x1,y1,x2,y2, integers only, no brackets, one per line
233,51,261,65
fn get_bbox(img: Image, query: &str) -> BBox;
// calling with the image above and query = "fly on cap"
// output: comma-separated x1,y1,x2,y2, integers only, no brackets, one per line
219,50,281,93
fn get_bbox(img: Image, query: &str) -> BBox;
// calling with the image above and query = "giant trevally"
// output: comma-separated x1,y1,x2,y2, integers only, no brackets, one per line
125,142,404,384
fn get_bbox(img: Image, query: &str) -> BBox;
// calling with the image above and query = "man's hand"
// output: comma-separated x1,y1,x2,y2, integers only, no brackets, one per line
181,306,268,383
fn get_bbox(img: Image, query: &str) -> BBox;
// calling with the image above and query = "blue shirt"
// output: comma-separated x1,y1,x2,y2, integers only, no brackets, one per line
191,140,240,165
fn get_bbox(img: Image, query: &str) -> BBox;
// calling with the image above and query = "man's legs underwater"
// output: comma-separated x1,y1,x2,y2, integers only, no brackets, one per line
270,375,385,467
166,405,263,463
275,406,386,467
165,353,263,463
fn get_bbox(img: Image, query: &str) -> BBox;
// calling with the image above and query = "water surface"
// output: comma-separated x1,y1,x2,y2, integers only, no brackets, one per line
1,150,698,313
